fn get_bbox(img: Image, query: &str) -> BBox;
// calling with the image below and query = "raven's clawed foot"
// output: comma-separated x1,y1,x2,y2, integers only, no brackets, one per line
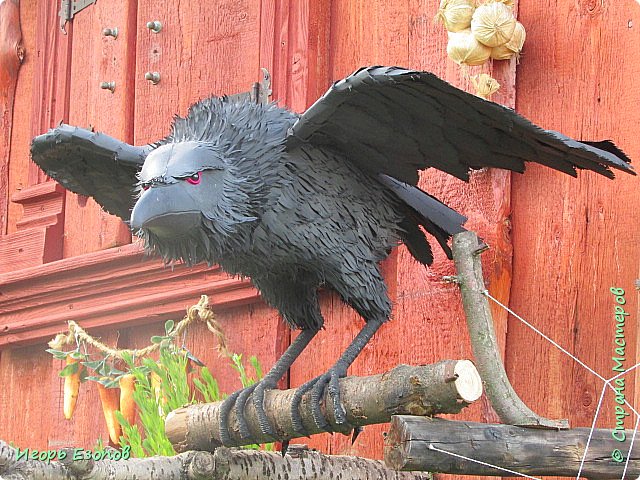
219,379,280,446
290,363,350,436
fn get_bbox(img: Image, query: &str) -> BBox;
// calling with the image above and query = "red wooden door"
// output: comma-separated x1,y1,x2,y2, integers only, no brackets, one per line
506,0,640,438
62,0,137,258
127,0,287,397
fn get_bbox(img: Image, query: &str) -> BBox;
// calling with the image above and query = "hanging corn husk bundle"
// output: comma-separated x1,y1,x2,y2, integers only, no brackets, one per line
490,20,526,60
447,29,491,66
471,2,516,47
471,73,501,98
434,0,476,33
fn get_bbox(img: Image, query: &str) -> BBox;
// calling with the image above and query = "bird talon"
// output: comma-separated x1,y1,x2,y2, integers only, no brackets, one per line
252,380,279,439
310,373,332,431
220,380,281,445
219,390,242,446
328,370,347,425
235,385,257,439
351,426,363,444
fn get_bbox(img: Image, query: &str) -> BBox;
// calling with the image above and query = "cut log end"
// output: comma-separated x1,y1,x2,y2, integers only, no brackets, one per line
453,359,482,403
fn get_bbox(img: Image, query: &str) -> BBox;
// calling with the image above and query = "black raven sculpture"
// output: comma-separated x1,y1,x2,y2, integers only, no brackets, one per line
31,66,634,443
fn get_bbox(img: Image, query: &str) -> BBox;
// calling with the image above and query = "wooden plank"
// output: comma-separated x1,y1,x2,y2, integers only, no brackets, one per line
0,243,263,347
134,0,263,143
385,416,640,478
63,0,137,257
0,345,53,450
30,0,72,151
5,0,35,236
5,0,70,266
0,182,66,271
0,0,23,236
506,0,640,438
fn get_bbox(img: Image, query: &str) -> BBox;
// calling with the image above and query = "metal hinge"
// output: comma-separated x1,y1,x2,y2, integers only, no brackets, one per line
59,0,97,33
227,68,272,105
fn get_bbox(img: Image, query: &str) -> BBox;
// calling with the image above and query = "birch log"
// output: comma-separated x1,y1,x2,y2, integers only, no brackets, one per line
0,441,432,480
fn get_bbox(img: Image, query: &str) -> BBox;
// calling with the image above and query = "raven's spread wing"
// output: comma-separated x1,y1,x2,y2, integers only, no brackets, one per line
287,66,634,184
31,124,151,221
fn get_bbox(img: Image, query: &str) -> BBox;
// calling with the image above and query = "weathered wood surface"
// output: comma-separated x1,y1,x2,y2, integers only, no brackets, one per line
134,0,264,144
0,441,432,480
4,0,32,237
1,0,69,270
62,0,136,257
385,416,640,479
0,244,260,347
0,1,638,472
506,0,640,437
0,0,23,236
166,361,481,451
0,346,53,450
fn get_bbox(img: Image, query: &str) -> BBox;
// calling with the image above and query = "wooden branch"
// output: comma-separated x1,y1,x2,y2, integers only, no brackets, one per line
451,231,568,429
167,360,482,450
385,416,640,478
0,441,431,480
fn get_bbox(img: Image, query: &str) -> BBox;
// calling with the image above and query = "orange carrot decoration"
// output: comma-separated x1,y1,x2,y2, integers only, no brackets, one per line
118,374,137,425
63,356,82,420
97,379,121,445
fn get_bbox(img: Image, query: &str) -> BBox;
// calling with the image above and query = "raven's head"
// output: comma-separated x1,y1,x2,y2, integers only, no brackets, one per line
131,141,223,234
131,141,228,265
131,97,296,266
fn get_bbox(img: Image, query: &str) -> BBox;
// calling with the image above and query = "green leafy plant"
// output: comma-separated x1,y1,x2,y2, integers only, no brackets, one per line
48,319,272,457
114,321,272,456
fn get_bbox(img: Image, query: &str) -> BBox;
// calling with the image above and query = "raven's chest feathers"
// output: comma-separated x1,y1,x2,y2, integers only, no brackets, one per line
222,144,404,280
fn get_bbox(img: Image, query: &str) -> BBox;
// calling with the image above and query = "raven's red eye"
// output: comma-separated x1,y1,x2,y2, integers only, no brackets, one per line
186,172,201,185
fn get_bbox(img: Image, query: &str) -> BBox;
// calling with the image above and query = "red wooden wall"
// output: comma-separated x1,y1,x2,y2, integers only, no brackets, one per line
0,0,639,475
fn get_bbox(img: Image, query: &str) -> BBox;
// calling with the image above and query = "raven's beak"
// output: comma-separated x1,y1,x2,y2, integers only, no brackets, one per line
130,183,201,236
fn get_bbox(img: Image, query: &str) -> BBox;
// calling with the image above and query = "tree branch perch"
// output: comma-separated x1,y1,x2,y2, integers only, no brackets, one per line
451,230,568,429
0,441,433,480
166,360,482,451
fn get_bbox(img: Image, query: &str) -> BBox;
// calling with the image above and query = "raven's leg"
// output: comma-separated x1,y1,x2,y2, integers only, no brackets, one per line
290,316,385,433
219,276,324,445
290,263,391,435
219,328,318,444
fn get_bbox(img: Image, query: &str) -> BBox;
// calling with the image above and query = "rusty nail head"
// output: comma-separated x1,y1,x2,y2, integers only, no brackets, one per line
100,81,116,92
144,72,161,85
146,20,162,33
102,27,118,38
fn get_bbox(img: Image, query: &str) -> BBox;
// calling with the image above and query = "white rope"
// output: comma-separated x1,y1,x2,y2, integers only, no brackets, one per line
483,290,606,381
621,415,640,480
483,289,640,479
428,444,541,480
577,382,608,479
